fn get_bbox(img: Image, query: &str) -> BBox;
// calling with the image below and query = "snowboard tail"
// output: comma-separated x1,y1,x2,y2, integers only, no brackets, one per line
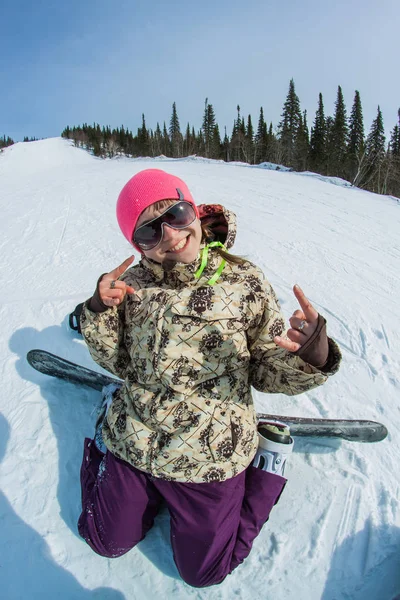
27,349,388,443
27,349,118,390
257,413,386,442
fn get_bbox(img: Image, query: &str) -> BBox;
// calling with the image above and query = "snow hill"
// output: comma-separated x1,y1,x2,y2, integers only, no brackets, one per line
0,138,399,600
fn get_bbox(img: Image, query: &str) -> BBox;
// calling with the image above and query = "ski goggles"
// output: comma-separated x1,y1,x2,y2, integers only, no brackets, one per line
133,201,197,250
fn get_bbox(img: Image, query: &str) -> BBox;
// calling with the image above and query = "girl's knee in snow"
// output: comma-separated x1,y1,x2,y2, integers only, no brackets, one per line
79,526,138,559
178,566,229,588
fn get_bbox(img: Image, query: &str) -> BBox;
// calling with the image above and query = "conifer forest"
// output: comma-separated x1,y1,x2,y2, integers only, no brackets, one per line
3,80,400,198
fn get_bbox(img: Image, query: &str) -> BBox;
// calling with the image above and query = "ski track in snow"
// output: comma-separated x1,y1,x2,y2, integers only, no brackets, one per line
1,138,400,600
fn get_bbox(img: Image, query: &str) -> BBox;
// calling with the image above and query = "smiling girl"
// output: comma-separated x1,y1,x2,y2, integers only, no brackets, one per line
77,168,341,587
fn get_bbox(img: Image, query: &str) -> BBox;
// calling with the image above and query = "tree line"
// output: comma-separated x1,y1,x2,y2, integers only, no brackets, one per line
0,135,14,150
61,82,400,198
4,79,400,197
0,135,39,151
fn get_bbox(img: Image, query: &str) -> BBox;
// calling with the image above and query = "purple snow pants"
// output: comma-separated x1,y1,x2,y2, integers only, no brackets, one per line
78,438,286,588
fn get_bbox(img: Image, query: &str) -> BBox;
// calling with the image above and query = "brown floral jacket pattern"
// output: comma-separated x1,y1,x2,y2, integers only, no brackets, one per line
81,204,341,483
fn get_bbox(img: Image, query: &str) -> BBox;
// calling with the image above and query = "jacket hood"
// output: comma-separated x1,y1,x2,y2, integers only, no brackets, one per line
198,204,237,250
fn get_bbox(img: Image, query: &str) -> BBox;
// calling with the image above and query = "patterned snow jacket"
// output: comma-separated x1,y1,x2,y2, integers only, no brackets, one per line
81,204,341,483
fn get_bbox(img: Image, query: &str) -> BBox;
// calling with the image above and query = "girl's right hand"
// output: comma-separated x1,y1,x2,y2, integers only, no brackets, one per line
99,256,136,307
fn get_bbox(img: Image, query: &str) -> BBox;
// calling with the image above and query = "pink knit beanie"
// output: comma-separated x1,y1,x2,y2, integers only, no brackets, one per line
116,169,199,251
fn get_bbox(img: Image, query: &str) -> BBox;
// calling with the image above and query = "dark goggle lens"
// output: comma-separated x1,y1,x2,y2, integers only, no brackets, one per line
133,202,196,250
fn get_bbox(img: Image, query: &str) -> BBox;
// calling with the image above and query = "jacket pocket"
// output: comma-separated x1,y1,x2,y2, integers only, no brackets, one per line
207,406,237,463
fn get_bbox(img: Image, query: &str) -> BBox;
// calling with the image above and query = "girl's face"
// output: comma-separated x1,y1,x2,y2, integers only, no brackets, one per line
135,201,202,264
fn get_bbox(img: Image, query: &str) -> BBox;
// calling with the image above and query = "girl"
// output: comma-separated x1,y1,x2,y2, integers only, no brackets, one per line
78,168,341,587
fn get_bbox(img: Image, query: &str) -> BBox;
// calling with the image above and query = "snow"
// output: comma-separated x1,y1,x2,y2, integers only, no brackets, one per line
257,161,292,172
1,138,399,600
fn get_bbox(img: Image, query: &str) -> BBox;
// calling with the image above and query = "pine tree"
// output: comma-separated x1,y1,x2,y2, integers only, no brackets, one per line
231,105,245,161
366,107,385,158
387,109,400,197
118,125,127,152
347,90,365,183
183,122,197,156
244,114,254,164
102,126,110,157
183,123,190,156
192,126,200,155
91,123,102,156
169,102,183,157
309,93,326,174
137,113,150,156
294,110,309,171
277,79,302,168
363,106,386,193
162,121,171,156
254,107,268,164
201,98,208,157
201,98,217,158
325,116,335,173
239,117,246,162
211,124,222,160
153,122,163,156
389,109,400,156
329,86,349,178
267,123,277,163
196,128,203,154
223,126,230,162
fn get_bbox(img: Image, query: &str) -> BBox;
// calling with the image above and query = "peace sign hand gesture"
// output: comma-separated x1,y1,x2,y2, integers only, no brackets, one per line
99,256,136,307
274,285,329,368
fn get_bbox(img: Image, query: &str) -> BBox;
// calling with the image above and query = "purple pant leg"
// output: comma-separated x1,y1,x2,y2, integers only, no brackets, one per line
78,438,162,558
230,466,286,570
156,471,246,587
156,467,286,588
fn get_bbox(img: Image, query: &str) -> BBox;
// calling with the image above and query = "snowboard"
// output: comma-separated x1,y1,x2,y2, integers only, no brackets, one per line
27,349,388,443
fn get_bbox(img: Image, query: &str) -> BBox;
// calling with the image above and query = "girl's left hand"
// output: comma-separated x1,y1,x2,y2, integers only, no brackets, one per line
274,285,319,353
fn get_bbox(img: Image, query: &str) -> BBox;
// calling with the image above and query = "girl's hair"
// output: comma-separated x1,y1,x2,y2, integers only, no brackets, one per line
148,200,246,265
142,199,176,216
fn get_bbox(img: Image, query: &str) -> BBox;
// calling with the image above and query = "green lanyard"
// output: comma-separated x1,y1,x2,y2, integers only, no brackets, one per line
194,241,227,286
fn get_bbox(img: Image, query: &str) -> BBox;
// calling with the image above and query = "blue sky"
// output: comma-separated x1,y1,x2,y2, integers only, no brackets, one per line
1,0,399,142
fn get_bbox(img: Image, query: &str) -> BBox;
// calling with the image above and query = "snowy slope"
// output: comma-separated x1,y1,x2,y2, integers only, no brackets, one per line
0,138,399,600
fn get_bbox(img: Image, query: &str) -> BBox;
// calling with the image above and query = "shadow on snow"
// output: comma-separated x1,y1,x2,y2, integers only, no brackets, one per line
9,324,179,583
